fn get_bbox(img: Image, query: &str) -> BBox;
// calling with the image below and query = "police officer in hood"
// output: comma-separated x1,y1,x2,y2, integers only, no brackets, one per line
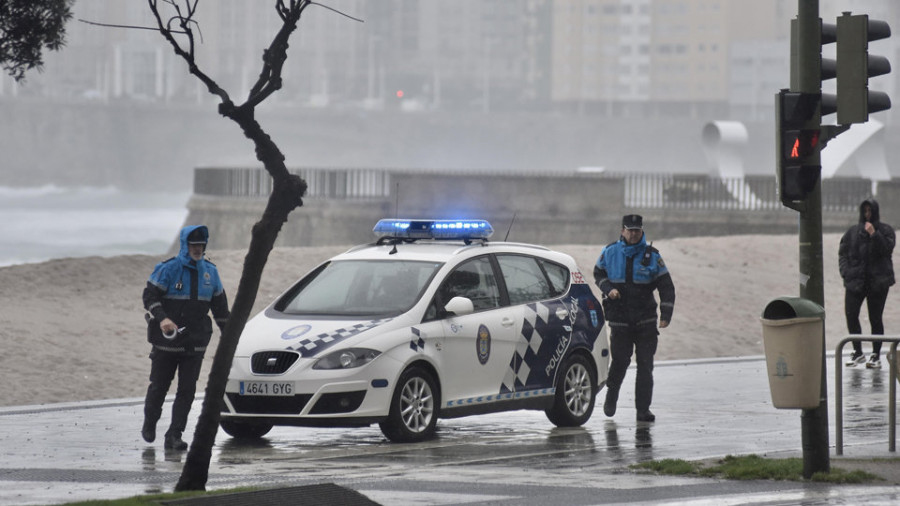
141,225,230,450
840,199,895,369
594,215,675,422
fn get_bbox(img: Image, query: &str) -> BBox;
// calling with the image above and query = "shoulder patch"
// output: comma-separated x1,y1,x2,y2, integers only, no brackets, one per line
157,256,177,266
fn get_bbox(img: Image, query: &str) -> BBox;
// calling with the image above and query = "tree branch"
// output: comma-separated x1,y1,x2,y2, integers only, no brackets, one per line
77,18,186,34
148,0,230,105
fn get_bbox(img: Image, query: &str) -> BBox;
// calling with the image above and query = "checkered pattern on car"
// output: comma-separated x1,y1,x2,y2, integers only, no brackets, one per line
409,327,425,352
288,318,392,357
500,301,556,394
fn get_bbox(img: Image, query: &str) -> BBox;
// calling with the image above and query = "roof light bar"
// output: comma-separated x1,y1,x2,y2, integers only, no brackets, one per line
373,219,494,240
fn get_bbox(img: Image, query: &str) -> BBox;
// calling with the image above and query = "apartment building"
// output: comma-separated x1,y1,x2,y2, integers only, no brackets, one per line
3,0,897,122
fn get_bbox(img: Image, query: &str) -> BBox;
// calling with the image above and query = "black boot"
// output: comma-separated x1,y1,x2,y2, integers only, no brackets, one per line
164,432,188,451
604,388,619,417
141,418,156,443
636,410,656,422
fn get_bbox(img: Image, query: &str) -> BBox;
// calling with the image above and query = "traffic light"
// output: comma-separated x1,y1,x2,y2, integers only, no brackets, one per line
789,19,836,117
776,90,821,210
836,13,891,124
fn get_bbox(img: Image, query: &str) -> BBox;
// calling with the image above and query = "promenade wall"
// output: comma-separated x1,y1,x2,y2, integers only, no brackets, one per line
182,168,900,251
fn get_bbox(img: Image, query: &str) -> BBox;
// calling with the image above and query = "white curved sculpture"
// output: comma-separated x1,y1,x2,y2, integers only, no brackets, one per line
821,119,890,181
701,121,749,179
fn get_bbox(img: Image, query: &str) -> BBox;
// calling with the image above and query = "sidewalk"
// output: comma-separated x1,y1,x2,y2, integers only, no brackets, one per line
0,356,898,505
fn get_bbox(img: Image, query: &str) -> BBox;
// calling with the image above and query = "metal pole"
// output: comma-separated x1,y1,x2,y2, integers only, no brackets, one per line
891,341,897,452
835,339,844,455
795,0,830,478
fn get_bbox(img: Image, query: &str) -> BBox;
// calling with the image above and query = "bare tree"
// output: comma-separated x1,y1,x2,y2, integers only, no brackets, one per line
146,0,314,491
0,0,73,82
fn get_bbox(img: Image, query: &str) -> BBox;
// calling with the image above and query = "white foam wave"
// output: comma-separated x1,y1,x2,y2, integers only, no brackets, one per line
0,186,190,266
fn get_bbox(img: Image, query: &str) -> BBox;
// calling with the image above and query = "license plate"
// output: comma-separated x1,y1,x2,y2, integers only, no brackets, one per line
239,381,293,396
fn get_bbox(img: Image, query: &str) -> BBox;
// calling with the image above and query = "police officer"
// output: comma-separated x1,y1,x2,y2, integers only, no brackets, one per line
594,215,675,422
141,225,230,450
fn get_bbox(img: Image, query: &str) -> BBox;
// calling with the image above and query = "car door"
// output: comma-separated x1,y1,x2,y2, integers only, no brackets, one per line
427,255,520,406
494,253,575,393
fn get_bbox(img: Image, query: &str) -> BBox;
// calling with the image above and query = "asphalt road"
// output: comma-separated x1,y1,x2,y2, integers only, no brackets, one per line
1,356,898,505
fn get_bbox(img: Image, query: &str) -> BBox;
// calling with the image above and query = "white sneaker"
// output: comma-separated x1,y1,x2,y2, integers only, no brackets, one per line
866,354,882,369
846,352,866,367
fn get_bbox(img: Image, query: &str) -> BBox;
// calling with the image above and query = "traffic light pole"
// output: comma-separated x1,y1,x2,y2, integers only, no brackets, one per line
794,0,830,478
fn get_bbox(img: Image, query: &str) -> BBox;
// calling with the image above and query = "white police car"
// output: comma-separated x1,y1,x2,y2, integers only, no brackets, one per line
220,219,609,442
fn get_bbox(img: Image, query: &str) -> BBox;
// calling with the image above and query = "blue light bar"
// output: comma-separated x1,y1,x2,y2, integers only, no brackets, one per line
373,219,494,240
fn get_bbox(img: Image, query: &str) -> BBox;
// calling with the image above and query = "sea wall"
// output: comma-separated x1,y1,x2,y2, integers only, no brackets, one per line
181,170,900,251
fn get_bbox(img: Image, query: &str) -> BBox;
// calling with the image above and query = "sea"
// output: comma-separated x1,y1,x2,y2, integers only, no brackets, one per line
0,185,190,267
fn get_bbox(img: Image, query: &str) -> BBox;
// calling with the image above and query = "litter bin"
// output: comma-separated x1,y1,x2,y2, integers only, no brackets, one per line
760,296,825,409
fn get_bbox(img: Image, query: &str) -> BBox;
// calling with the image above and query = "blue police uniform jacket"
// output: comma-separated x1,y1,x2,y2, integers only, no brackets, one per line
593,234,675,330
143,225,230,353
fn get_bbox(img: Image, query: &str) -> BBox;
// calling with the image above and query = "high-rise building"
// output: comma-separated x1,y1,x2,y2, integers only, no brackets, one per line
2,0,897,123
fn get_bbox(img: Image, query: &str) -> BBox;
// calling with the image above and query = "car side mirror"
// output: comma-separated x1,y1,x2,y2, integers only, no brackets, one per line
444,296,474,317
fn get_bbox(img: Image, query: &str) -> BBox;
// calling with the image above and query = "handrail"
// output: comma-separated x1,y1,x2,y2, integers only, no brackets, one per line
835,335,900,455
192,167,872,212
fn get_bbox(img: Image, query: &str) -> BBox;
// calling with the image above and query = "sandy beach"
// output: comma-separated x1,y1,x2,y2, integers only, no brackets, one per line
1,233,897,408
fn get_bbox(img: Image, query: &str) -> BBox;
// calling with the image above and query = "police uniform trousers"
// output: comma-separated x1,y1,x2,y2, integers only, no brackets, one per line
606,326,659,412
144,348,204,436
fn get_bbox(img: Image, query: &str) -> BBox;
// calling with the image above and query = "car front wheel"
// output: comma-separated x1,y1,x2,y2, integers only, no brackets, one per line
220,419,273,440
379,366,439,442
545,353,596,427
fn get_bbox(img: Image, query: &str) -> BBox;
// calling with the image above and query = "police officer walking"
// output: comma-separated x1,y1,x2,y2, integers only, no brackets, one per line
594,215,675,422
141,225,230,450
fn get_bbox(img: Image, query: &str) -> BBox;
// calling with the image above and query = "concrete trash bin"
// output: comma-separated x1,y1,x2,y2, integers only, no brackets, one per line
760,296,825,409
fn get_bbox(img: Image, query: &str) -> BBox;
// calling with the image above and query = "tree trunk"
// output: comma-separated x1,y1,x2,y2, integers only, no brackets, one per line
175,108,306,491
145,0,314,490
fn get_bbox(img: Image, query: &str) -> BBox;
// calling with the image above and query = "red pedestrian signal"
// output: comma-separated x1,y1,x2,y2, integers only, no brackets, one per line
775,90,822,210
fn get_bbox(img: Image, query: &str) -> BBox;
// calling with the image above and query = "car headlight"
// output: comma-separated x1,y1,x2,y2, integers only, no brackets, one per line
312,348,381,370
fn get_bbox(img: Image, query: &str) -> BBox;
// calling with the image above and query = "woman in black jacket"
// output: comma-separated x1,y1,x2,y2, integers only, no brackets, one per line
839,199,895,369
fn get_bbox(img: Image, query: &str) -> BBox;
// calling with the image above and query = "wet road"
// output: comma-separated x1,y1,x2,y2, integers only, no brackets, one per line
1,356,898,505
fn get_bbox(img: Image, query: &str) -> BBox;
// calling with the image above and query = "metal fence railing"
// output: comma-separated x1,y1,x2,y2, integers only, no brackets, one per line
614,173,872,213
834,335,900,454
193,167,393,200
194,167,876,213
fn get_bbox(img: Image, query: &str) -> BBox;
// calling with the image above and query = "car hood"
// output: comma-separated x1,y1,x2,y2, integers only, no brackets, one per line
235,313,401,359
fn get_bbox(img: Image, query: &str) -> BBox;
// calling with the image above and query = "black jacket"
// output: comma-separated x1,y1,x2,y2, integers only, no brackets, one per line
838,199,895,294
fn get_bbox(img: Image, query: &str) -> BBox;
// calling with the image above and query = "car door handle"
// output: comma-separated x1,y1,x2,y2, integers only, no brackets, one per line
501,317,515,327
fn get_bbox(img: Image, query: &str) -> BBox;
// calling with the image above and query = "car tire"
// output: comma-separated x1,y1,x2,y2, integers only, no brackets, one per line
220,419,273,439
379,365,439,443
545,353,596,427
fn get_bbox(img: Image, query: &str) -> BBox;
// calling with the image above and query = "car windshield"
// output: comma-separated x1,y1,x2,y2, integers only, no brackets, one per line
279,259,443,317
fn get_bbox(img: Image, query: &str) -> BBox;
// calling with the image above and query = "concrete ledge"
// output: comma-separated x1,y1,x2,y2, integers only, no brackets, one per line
182,172,862,251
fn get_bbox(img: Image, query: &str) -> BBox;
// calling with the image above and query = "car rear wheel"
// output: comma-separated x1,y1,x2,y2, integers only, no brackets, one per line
379,366,439,442
220,419,273,439
545,353,596,427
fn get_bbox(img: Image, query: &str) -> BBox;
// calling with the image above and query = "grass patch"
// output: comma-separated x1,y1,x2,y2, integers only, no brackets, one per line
632,458,702,475
60,486,261,505
631,454,881,484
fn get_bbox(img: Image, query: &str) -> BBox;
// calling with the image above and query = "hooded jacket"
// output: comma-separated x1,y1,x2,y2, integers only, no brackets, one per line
143,225,230,353
593,233,675,330
838,199,895,294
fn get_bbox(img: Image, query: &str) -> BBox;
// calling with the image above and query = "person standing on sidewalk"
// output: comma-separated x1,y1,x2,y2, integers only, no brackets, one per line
141,225,230,450
839,199,895,369
594,214,675,422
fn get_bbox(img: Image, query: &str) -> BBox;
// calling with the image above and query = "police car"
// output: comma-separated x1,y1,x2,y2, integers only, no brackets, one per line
220,219,609,442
